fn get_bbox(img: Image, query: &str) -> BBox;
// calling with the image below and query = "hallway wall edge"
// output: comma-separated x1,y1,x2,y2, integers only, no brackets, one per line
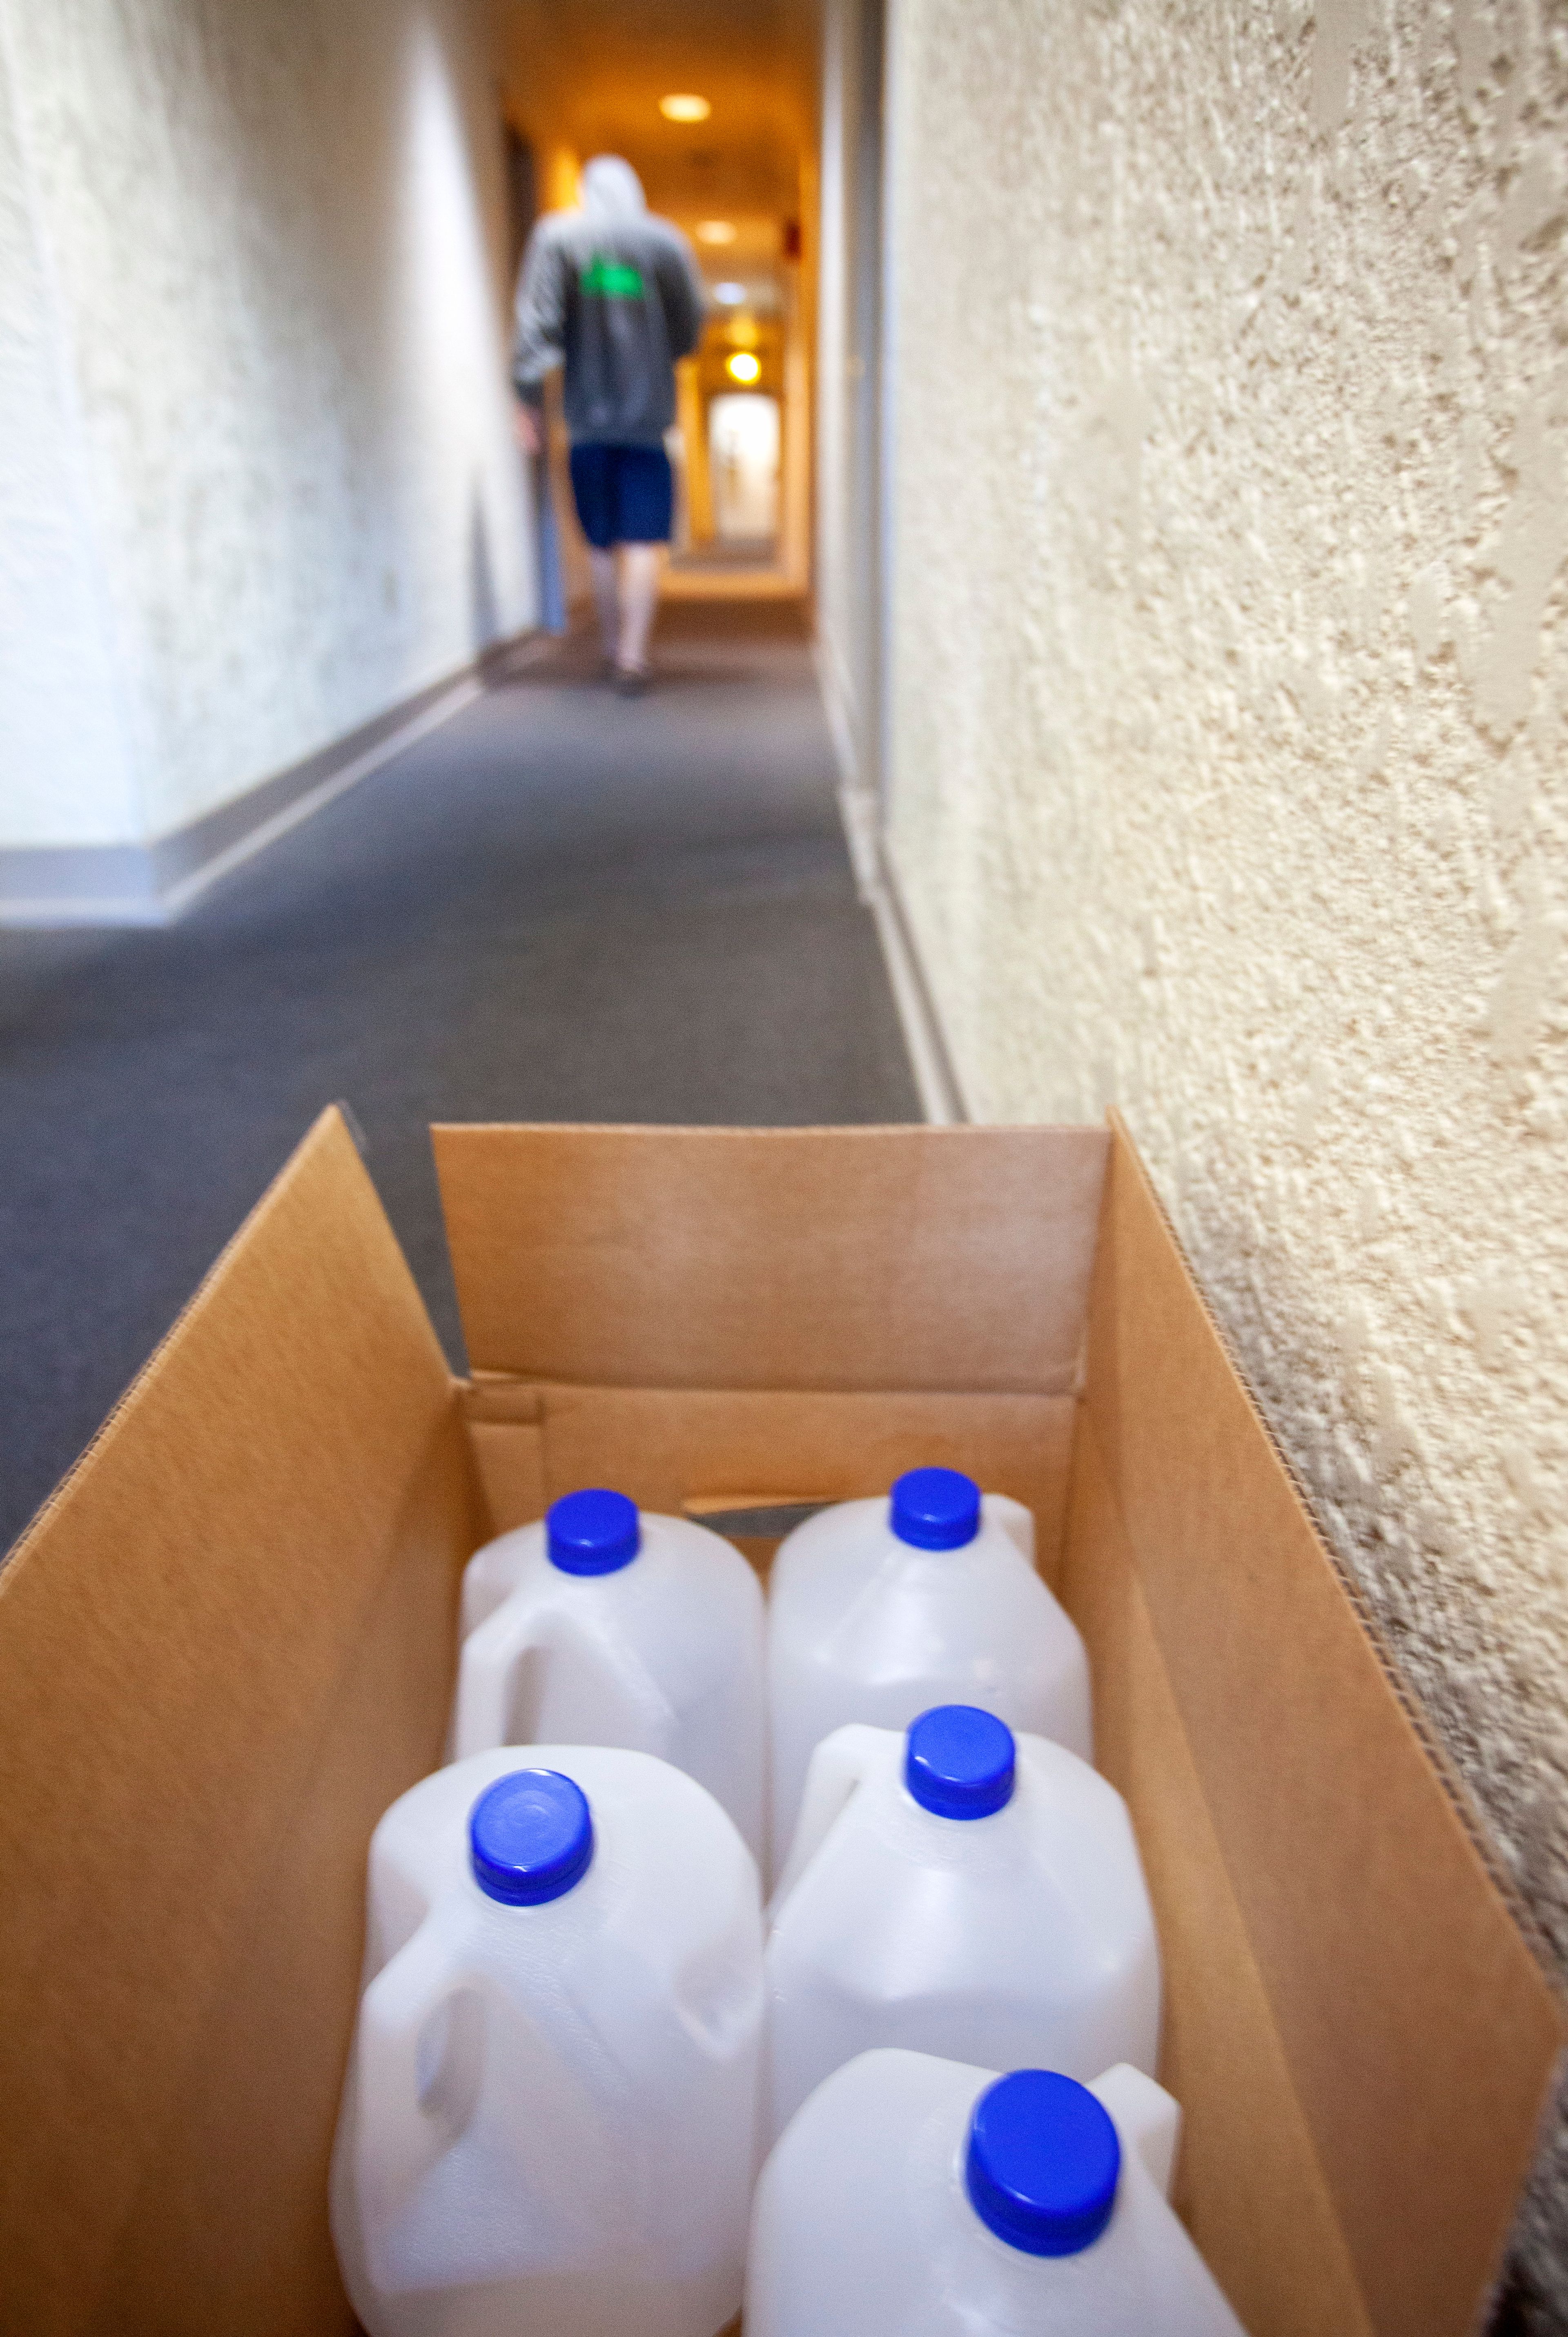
817,642,967,1127
0,633,537,929
866,849,969,1127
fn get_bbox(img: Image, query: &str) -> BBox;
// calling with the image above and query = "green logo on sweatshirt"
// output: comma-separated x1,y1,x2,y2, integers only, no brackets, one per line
580,254,646,299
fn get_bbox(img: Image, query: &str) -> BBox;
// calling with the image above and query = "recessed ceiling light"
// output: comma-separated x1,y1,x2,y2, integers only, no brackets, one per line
713,281,746,304
726,351,762,384
660,94,711,121
696,220,737,245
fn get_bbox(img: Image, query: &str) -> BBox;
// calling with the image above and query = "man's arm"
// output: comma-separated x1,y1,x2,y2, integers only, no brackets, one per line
512,224,568,450
656,231,708,364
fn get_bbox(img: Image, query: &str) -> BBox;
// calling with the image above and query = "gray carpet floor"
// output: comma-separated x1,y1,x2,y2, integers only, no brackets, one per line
0,601,919,1558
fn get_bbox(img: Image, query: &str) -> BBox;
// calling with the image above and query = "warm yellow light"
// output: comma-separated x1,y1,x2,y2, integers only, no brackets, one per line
726,351,762,384
695,219,737,245
659,94,711,122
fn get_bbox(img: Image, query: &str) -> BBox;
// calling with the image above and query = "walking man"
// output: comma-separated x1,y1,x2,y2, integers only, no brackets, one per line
513,156,706,694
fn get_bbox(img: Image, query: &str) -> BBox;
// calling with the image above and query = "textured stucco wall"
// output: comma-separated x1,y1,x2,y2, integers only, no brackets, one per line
0,0,533,851
885,0,1568,2314
0,20,140,848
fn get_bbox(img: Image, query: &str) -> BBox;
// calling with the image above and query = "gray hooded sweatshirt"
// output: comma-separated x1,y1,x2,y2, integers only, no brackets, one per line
512,156,707,448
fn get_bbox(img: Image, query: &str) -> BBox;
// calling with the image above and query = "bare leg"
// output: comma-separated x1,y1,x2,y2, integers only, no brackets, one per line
616,543,664,675
588,547,619,660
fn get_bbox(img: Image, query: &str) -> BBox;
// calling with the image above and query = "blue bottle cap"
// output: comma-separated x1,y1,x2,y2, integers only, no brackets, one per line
904,1705,1016,1819
890,1467,981,1551
469,1769,595,1905
546,1488,641,1576
965,2070,1122,2256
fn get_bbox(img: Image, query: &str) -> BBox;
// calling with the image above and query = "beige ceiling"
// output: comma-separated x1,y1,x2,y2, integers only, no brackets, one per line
497,0,819,222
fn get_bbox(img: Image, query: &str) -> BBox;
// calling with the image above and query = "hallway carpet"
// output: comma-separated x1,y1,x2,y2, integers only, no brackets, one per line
0,602,919,1558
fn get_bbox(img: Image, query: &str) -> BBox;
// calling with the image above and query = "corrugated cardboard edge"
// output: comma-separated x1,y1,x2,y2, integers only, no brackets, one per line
1105,1109,1558,1977
1083,1112,1567,2337
1062,1424,1376,2337
0,1107,477,2334
0,1103,430,1575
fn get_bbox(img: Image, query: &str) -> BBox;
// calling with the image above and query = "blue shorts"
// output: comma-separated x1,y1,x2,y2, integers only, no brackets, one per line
569,443,673,549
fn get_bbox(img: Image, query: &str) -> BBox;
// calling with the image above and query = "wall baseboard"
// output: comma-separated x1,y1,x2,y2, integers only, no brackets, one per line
812,637,862,803
0,634,538,929
857,816,970,1127
815,645,968,1127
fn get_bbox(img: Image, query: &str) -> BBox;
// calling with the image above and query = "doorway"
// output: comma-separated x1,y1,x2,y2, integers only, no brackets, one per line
709,392,782,545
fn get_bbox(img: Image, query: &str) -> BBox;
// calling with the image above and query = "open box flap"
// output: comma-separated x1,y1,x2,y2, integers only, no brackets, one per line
432,1123,1110,1394
0,1108,477,2336
1064,1118,1565,2337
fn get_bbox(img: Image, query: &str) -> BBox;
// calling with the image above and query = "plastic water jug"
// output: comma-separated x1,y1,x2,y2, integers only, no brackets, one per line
746,2047,1247,2336
766,1468,1092,1873
452,1489,766,1861
764,1707,1158,2142
331,1744,764,2337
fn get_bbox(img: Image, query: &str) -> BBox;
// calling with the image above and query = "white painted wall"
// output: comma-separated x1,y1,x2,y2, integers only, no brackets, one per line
0,20,140,849
0,0,534,855
816,0,856,773
883,0,1568,2312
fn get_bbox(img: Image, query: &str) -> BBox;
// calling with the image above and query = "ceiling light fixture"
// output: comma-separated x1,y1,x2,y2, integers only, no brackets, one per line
659,94,711,121
726,351,762,385
696,220,737,245
713,281,746,305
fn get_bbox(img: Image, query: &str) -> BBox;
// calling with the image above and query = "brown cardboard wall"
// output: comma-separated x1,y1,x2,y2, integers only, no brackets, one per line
1063,1120,1565,2337
0,1112,479,2337
460,1379,1078,1584
437,1123,1110,1588
433,1123,1109,1393
1064,1426,1372,2337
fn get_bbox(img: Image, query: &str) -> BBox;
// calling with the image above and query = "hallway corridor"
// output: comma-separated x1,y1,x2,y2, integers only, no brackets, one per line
0,601,918,1555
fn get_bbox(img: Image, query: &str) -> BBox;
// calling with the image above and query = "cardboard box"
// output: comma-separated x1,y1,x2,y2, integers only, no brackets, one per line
0,1108,1559,2337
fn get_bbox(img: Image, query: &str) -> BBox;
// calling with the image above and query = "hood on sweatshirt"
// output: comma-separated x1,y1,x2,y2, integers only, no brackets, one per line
580,155,646,219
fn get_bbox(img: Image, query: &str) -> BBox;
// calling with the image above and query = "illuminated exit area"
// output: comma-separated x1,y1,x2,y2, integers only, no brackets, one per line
499,4,814,604
675,220,797,573
709,393,780,541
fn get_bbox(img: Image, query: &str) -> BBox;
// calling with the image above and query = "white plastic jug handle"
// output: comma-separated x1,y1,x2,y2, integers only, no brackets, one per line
456,1596,675,1761
452,1599,557,1760
1091,2063,1182,2199
984,1492,1036,1566
768,1723,885,1919
459,1542,526,1641
354,1918,474,2220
